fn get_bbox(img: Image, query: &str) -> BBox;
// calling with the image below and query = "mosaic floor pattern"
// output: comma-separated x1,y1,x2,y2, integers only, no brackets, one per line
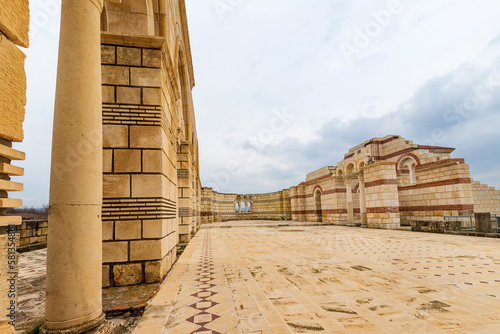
135,223,500,334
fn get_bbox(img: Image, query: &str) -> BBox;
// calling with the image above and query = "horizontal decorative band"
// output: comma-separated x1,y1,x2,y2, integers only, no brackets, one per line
291,209,350,215
400,204,474,212
364,179,398,188
102,197,176,221
304,174,332,185
415,158,465,171
398,178,471,191
367,207,400,214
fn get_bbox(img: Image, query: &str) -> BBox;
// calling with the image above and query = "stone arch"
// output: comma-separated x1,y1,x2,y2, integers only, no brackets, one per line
346,163,355,175
175,38,194,143
314,187,323,222
235,202,239,213
337,169,344,176
101,0,155,36
398,156,417,185
358,161,366,170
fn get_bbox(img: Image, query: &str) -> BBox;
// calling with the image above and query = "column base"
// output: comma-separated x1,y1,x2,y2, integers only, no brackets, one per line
41,314,115,334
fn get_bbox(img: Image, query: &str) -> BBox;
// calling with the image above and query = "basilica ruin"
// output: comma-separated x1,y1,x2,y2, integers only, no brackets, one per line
1,0,500,333
202,135,500,229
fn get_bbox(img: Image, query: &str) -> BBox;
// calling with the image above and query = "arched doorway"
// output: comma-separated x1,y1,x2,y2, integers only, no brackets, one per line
314,188,322,222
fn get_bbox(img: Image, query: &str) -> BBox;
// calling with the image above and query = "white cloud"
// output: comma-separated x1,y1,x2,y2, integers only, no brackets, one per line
16,0,500,205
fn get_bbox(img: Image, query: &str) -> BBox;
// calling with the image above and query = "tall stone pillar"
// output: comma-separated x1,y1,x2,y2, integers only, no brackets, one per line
358,174,367,227
44,0,110,332
345,177,354,225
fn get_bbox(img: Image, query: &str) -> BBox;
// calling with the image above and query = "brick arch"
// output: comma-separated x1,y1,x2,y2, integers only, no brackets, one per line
313,185,323,195
397,153,421,171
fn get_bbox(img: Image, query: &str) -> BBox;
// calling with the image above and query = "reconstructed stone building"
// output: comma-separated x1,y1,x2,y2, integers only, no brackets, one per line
99,0,201,287
202,135,500,229
0,0,29,332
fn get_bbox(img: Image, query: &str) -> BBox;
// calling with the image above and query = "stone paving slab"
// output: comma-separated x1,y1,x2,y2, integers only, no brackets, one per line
135,222,500,333
16,249,160,333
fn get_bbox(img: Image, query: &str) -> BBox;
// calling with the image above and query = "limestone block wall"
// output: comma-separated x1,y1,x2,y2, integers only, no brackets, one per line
0,0,28,331
18,220,48,247
362,162,400,229
471,180,500,216
201,188,291,222
398,161,474,224
101,35,179,287
290,135,494,228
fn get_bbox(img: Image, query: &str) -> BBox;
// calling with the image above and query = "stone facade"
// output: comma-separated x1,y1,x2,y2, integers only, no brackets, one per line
201,188,291,223
471,180,500,216
202,135,500,230
0,0,28,332
100,0,201,287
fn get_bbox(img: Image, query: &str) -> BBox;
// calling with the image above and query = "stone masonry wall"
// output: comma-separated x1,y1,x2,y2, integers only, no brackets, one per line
0,0,28,331
101,35,178,287
201,188,291,223
471,180,500,216
289,135,495,228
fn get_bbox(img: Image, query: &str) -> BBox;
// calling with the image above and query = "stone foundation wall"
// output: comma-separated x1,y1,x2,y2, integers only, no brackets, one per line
471,180,500,216
201,188,291,223
18,220,47,249
411,220,462,233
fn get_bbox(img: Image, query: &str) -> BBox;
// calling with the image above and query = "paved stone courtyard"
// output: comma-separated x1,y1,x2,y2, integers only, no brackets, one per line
134,221,500,333
17,221,500,333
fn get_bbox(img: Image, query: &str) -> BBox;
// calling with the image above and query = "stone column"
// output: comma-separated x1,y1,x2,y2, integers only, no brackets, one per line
358,173,367,227
345,177,354,225
44,0,110,332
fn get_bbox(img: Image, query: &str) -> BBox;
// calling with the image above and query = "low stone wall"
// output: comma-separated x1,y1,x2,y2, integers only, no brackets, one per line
411,220,461,233
18,220,47,252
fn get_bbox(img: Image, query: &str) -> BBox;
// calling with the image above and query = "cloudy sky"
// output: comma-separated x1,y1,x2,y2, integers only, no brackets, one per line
15,0,500,206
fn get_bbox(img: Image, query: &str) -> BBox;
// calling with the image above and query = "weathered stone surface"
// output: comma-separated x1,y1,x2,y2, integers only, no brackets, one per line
129,125,161,148
103,124,128,148
103,149,112,173
101,45,116,64
142,49,162,68
115,220,141,240
117,46,141,66
143,87,161,105
0,36,26,142
103,174,130,198
130,67,161,87
102,265,110,288
131,174,162,198
102,85,115,104
0,0,29,47
130,239,162,261
475,212,492,233
114,149,141,173
102,221,114,241
116,86,141,105
145,261,161,283
102,65,129,85
103,241,128,263
113,263,142,286
142,150,162,173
